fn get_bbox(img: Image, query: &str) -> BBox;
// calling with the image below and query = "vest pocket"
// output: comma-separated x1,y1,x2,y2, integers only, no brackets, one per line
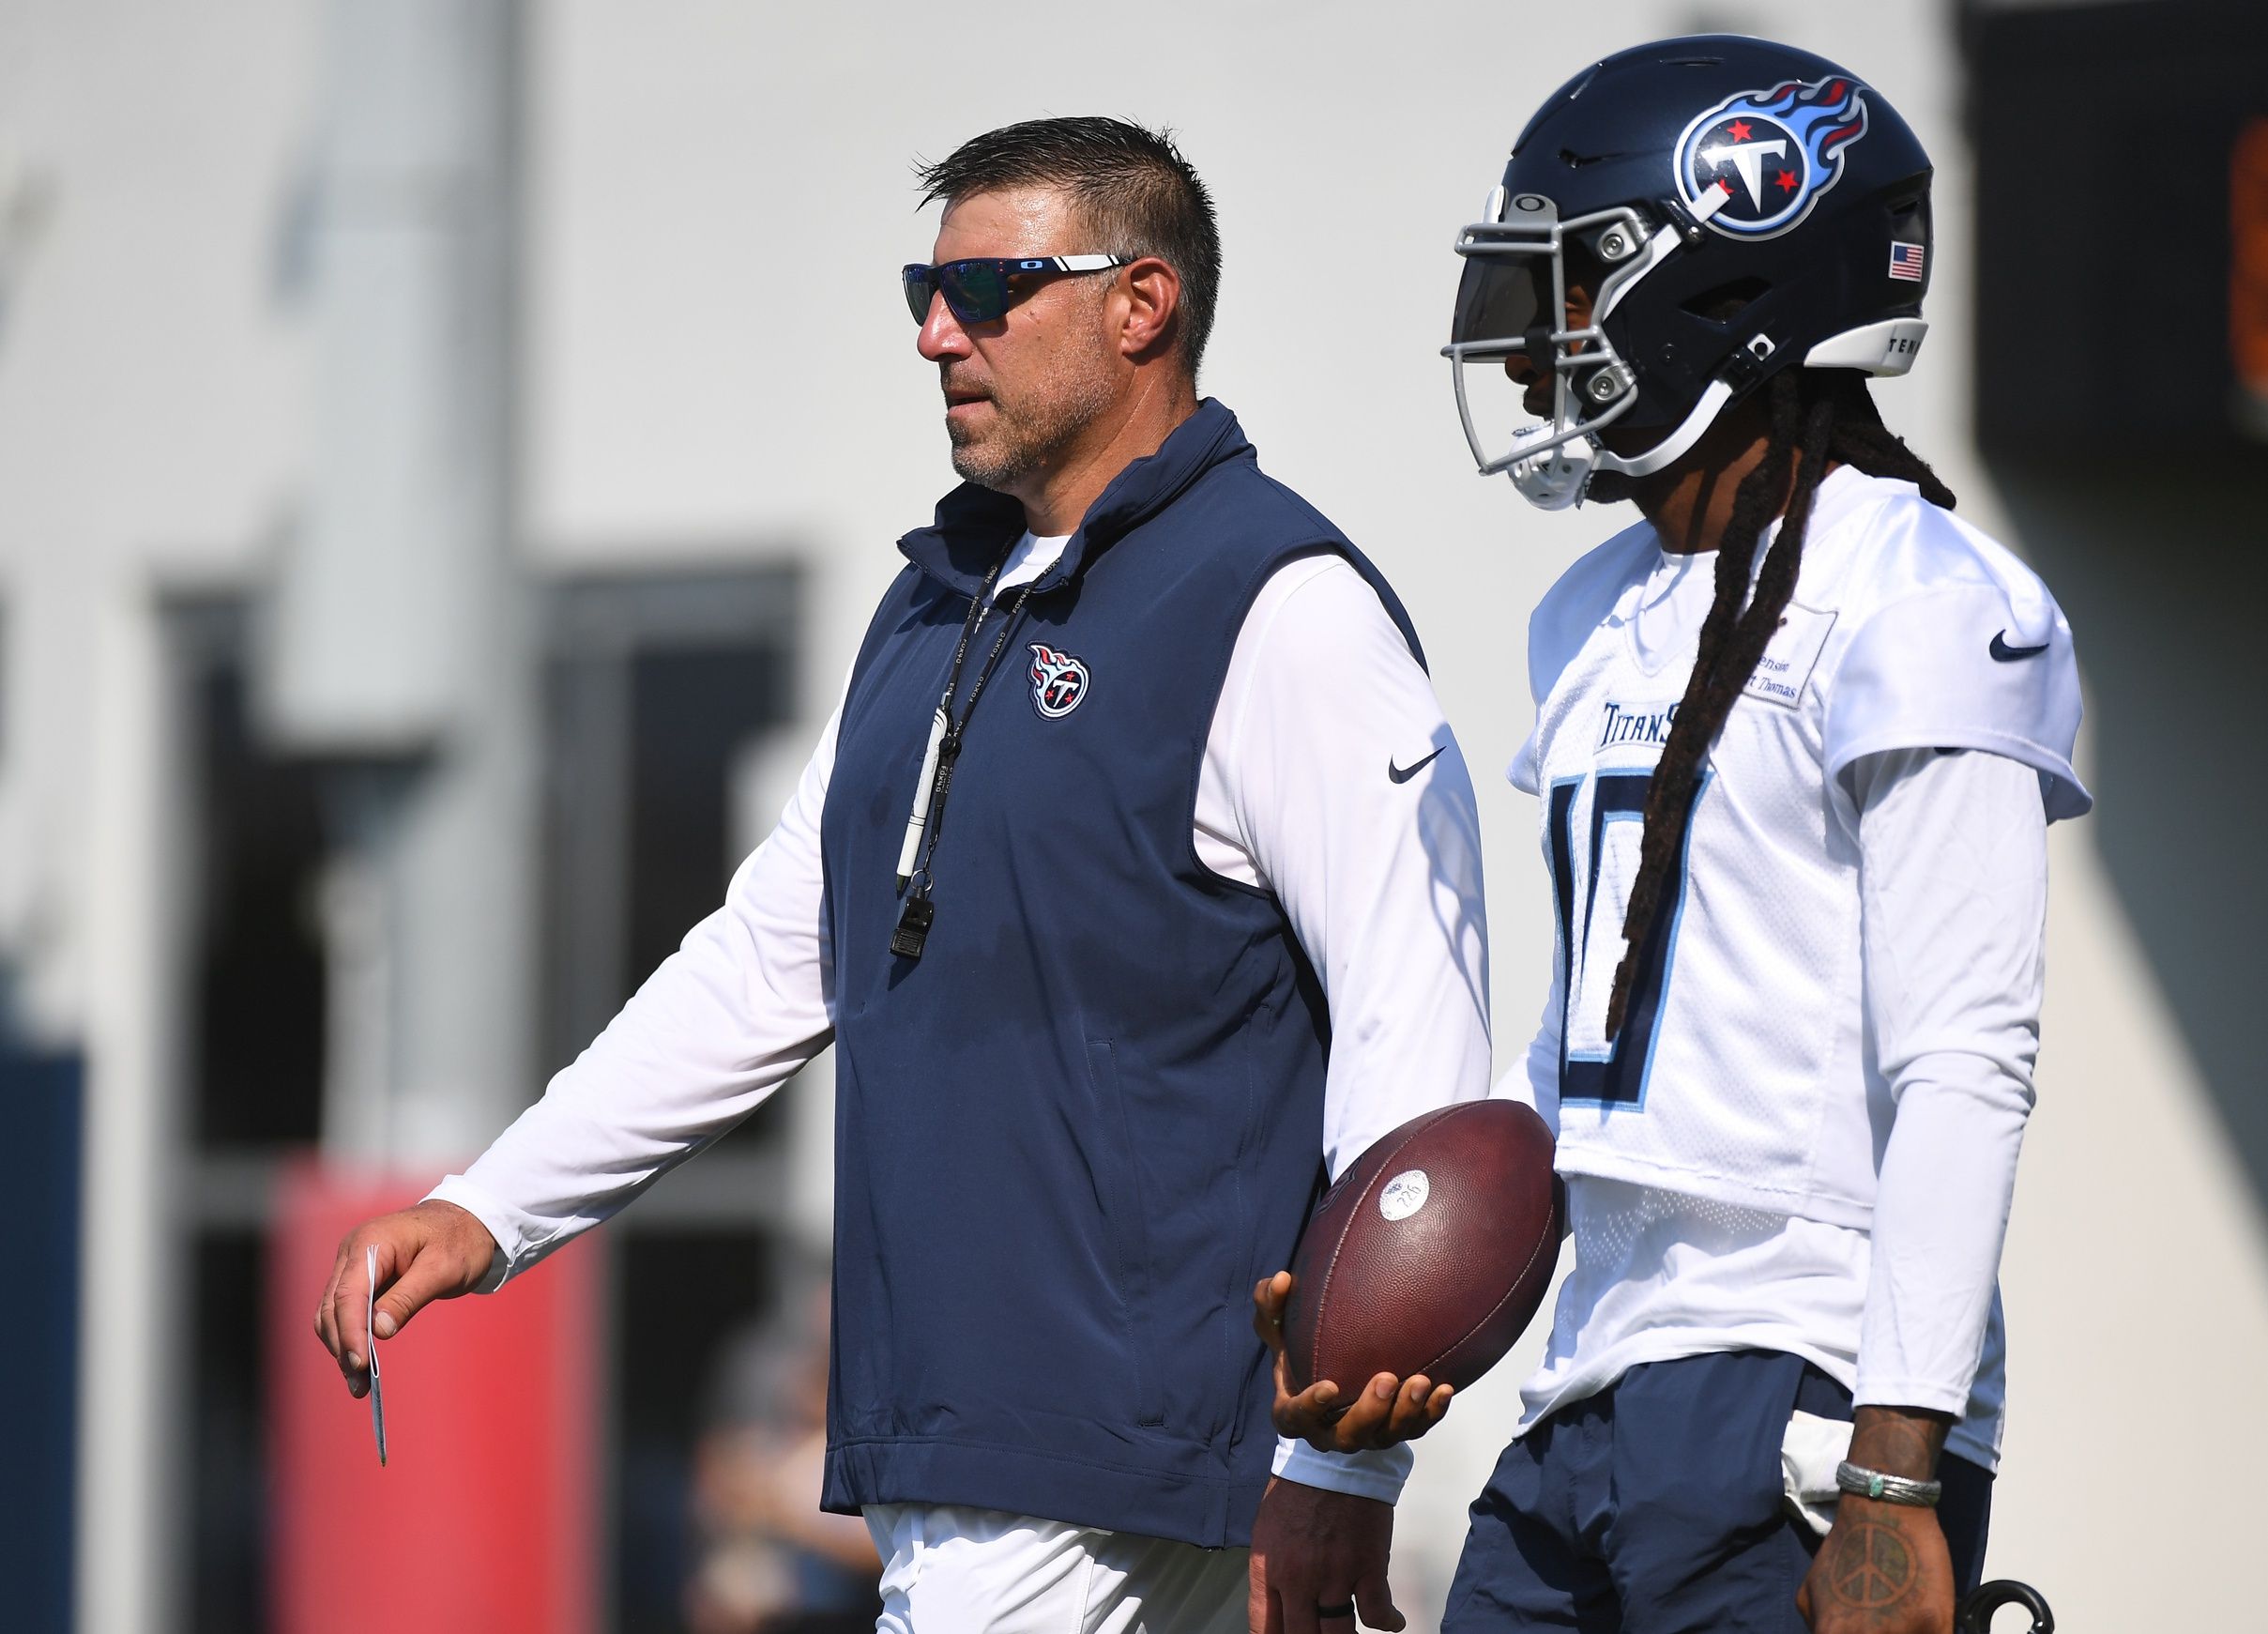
1085,1038,1165,1428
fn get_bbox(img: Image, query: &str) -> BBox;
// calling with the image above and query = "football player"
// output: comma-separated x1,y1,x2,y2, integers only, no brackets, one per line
1262,35,2089,1634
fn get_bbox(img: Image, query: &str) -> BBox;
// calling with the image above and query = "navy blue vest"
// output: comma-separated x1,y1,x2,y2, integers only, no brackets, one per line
817,401,1423,1547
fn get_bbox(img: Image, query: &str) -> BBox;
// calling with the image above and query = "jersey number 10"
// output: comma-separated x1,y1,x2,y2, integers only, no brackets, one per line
1546,770,1707,1108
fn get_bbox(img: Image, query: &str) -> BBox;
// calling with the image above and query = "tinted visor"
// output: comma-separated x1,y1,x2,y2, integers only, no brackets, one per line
1449,254,1547,352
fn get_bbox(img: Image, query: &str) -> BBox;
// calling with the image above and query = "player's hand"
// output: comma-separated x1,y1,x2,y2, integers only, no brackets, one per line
1796,1495,1955,1634
1798,1404,1958,1634
1247,1476,1401,1634
1252,1272,1454,1453
312,1199,497,1397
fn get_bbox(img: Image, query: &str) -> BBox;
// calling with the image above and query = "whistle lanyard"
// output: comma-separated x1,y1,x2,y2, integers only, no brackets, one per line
890,547,1041,959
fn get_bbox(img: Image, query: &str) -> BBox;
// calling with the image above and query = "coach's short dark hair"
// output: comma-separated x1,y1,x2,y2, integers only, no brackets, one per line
916,116,1223,375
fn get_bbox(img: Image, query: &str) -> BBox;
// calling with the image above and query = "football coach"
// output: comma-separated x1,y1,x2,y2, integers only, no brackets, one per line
313,116,1490,1634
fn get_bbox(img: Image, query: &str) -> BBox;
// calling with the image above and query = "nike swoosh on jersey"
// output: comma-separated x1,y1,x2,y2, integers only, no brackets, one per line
1988,631,2049,662
1388,747,1447,784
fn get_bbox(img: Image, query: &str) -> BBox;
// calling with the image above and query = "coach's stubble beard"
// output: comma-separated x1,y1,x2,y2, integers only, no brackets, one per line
944,313,1118,496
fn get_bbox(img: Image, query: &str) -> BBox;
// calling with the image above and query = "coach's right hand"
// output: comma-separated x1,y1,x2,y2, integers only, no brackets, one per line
312,1199,498,1397
1252,1273,1454,1453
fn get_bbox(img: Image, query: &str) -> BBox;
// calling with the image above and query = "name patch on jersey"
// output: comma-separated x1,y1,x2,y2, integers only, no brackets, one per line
1743,603,1837,709
1597,699,1682,755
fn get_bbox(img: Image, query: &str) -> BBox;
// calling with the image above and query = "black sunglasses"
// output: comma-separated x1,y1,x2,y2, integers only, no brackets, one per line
902,253,1131,325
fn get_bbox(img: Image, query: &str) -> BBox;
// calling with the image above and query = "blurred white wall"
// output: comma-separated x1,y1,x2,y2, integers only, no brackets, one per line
0,2,2260,1630
0,6,313,1629
0,0,312,1044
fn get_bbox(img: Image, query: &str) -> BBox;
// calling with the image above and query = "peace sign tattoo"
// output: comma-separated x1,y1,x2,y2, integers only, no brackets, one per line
1827,1520,1916,1611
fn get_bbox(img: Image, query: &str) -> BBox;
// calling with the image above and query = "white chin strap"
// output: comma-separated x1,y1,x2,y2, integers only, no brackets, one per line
1509,379,1732,511
1590,380,1738,480
1507,425,1594,511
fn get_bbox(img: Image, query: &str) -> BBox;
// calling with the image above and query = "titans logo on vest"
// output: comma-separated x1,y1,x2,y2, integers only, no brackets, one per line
1028,643,1090,718
1675,73,1871,239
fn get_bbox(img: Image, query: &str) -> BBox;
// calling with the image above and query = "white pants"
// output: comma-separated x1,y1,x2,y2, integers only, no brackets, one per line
864,1504,1248,1634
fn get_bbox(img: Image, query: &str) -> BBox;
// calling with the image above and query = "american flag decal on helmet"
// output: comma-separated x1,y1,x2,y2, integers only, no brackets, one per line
1028,643,1090,718
1888,241,1926,282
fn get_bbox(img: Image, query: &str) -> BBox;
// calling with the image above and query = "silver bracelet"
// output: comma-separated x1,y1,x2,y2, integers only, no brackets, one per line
1835,1459,1941,1507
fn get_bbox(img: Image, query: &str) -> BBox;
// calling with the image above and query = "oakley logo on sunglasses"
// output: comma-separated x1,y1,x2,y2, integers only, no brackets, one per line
903,254,1131,324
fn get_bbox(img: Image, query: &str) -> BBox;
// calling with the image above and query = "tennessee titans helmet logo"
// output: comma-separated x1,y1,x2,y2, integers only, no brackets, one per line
1674,74,1871,239
1028,643,1089,718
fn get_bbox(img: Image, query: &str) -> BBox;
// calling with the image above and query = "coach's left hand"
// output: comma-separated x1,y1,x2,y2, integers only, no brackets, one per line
1252,1272,1454,1453
1248,1476,1401,1634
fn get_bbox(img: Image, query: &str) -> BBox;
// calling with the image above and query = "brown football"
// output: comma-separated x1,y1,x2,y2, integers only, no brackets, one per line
1282,1098,1562,1396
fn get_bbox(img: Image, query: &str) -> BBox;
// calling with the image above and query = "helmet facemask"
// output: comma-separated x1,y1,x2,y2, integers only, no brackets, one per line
1449,189,1752,510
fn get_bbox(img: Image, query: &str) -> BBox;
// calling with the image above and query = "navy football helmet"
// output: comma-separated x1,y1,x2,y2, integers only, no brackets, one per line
1447,36,1935,508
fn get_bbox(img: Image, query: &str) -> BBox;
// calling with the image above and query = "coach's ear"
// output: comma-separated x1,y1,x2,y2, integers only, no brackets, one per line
1112,255,1181,363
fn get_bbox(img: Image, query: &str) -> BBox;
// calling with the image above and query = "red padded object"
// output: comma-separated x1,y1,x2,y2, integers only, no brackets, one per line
268,1160,600,1634
1283,1099,1562,1395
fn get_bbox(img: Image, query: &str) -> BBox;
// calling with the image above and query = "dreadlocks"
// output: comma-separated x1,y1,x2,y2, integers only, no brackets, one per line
1600,369,1958,1041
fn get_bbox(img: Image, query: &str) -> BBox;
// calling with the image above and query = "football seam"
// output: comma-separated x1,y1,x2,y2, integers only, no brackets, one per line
1308,1107,1460,1382
1422,1206,1559,1381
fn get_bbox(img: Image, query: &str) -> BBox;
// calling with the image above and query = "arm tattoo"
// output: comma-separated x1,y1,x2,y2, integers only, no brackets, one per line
1849,1405,1949,1482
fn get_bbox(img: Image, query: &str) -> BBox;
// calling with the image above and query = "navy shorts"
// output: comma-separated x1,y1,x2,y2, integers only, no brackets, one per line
1443,1351,1992,1633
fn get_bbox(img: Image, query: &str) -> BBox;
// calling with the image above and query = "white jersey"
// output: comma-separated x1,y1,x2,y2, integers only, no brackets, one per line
1512,466,2087,1225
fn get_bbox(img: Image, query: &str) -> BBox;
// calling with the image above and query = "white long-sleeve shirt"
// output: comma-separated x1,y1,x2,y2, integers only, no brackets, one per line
433,538,1494,1504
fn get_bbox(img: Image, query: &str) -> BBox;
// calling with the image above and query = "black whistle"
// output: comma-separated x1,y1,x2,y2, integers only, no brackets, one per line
890,896,935,959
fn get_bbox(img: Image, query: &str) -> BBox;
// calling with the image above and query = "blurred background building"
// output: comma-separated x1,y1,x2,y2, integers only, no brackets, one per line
0,1,2260,1630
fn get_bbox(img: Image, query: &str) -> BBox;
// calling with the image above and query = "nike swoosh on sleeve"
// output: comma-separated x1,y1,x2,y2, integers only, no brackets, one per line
1388,747,1447,784
1988,631,2049,662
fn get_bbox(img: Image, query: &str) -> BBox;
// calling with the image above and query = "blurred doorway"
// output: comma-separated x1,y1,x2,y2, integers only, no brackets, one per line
174,560,837,1634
